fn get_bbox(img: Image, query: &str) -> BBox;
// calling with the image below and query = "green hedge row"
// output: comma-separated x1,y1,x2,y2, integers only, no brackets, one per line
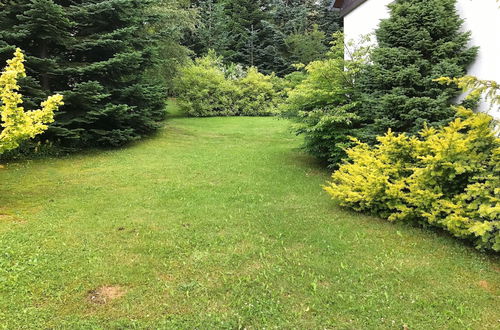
175,53,281,117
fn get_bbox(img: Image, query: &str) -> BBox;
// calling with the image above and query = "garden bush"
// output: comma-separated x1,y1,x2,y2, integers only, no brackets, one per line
175,53,237,117
175,52,279,117
234,67,279,116
1,49,63,155
280,33,370,167
324,107,499,252
282,0,479,169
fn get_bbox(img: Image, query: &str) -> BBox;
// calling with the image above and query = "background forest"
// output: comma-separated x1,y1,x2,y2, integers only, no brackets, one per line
185,0,340,75
0,0,340,152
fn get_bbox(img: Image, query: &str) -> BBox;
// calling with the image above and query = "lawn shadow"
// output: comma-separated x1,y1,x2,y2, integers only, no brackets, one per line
0,100,187,166
165,98,188,119
331,200,500,260
288,150,331,176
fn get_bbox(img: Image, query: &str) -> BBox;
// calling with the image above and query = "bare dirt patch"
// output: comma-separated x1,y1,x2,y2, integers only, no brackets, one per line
478,280,500,296
0,213,25,223
88,286,126,304
479,280,490,290
0,214,12,221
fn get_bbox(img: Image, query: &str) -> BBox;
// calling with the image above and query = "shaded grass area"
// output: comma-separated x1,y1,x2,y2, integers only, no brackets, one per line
0,102,498,328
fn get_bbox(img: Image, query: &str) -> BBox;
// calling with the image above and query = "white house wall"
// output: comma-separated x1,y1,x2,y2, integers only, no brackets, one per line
343,0,392,48
343,0,500,118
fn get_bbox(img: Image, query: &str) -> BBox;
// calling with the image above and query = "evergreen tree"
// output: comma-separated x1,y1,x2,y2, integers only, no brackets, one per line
270,0,311,35
222,0,269,66
311,0,342,44
0,0,70,111
356,0,477,142
0,0,189,148
255,19,289,75
184,0,232,58
147,0,196,92
270,0,341,62
285,24,328,65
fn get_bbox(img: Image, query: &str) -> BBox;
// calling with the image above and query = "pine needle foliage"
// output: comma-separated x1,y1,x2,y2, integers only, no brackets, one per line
0,0,190,148
356,0,478,142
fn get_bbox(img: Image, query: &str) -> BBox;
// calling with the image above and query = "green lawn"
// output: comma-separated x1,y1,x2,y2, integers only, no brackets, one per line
0,103,498,329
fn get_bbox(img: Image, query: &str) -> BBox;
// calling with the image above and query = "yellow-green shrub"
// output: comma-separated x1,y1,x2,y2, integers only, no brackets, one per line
325,107,499,251
175,53,279,117
1,49,63,154
280,33,371,167
174,52,237,117
234,67,278,116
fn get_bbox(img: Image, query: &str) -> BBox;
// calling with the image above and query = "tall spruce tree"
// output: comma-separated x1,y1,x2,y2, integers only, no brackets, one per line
0,0,187,148
0,0,70,111
222,0,269,67
184,0,232,58
356,0,477,142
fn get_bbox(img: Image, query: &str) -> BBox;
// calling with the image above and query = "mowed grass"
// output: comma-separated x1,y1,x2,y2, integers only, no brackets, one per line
0,103,498,329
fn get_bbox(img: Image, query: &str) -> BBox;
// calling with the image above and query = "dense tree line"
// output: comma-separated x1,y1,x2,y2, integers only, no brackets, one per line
2,0,476,160
0,0,340,151
184,0,342,75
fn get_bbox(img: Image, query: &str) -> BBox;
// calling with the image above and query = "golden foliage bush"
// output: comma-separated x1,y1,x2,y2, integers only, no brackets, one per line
175,52,278,117
0,49,63,154
325,107,499,251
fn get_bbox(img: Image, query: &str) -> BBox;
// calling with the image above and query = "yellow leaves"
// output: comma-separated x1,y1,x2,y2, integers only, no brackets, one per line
434,75,500,105
469,222,493,237
0,49,63,154
325,106,500,252
324,134,408,215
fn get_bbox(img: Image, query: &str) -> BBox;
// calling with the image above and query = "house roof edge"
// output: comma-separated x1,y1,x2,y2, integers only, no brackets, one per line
340,0,369,17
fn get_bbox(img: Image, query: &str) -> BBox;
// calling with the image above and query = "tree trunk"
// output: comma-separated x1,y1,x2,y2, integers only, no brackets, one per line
40,39,50,91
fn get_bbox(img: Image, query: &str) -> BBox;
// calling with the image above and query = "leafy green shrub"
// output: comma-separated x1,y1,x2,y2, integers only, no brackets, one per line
174,53,237,117
285,24,328,65
234,67,278,116
175,53,279,117
281,33,370,167
325,107,499,252
281,70,307,90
